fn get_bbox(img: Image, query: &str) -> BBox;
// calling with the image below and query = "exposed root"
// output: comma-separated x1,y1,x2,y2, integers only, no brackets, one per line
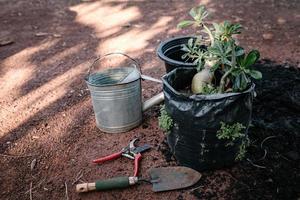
72,170,84,185
29,182,33,200
25,179,45,194
65,182,69,200
0,153,38,158
247,158,266,169
257,149,267,161
190,185,204,192
254,136,278,162
260,136,278,148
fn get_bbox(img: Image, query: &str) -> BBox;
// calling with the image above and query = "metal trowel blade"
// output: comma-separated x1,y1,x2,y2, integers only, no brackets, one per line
148,166,201,192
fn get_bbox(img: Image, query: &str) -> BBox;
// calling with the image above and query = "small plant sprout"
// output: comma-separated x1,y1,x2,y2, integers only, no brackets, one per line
217,122,249,161
158,105,173,133
216,122,246,141
177,5,262,94
177,5,214,45
213,21,242,42
236,138,250,161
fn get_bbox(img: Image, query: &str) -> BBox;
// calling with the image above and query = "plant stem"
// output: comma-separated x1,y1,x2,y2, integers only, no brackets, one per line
203,24,214,46
219,67,233,93
219,42,236,93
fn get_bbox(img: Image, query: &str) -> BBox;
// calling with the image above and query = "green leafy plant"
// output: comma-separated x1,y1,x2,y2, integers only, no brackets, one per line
181,37,207,71
213,21,242,42
158,105,173,132
217,122,249,160
228,49,261,92
216,122,246,141
178,5,262,94
177,5,214,45
236,138,250,161
202,84,218,94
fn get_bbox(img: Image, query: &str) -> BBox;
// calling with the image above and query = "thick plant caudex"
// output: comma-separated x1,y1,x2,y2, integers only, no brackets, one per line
178,5,262,94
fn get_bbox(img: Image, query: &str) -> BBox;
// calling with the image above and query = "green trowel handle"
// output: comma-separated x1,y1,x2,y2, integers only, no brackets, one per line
76,176,138,193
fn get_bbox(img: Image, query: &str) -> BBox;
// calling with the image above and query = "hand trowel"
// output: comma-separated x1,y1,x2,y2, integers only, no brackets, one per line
76,166,201,193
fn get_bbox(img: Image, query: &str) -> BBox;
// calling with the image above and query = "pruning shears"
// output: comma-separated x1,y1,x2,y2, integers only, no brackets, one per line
92,138,151,177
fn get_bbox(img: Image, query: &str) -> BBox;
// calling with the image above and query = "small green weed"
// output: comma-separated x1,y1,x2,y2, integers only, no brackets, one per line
217,122,249,160
216,122,245,141
158,105,173,132
235,137,250,161
202,84,218,94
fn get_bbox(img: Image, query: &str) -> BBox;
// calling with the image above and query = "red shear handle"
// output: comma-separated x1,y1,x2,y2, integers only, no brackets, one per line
92,151,123,164
133,153,142,177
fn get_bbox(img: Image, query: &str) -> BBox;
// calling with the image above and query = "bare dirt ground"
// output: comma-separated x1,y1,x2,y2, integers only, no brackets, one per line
0,0,299,199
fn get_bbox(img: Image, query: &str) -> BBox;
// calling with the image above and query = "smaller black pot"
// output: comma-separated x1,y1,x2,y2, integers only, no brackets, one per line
157,36,197,73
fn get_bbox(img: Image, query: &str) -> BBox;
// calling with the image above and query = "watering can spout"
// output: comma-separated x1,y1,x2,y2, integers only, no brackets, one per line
141,75,164,112
143,92,164,112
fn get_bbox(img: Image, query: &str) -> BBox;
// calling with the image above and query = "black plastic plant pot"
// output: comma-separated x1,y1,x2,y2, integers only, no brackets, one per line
157,36,198,73
162,67,255,171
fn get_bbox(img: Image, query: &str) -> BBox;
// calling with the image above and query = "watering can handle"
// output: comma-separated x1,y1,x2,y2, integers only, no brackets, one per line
87,52,141,77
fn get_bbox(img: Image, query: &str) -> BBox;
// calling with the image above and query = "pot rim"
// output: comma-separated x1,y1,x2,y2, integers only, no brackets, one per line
157,35,197,66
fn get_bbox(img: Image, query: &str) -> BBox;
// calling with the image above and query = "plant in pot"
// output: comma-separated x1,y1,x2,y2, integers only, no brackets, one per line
158,5,262,171
156,6,213,73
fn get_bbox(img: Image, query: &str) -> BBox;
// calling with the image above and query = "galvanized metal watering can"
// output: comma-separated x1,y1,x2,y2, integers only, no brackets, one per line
85,53,164,133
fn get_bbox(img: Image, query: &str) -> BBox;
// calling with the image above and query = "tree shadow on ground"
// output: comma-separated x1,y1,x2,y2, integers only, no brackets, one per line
0,1,197,199
0,0,194,152
1,0,299,199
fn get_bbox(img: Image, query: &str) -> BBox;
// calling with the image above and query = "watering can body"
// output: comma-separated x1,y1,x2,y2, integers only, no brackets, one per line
86,53,164,133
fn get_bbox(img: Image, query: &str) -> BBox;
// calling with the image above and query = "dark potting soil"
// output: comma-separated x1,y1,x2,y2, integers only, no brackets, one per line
160,60,300,200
